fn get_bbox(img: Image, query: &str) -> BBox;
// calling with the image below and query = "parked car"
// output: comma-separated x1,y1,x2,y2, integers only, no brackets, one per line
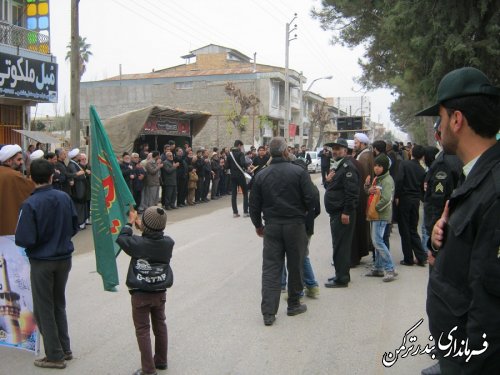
305,151,321,173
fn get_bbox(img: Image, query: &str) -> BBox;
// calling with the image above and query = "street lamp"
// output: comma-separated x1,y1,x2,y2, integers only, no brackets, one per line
306,75,333,92
301,75,333,147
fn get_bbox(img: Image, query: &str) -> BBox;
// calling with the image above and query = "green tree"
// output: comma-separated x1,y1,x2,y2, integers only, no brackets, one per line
35,121,46,131
312,0,500,143
65,36,93,77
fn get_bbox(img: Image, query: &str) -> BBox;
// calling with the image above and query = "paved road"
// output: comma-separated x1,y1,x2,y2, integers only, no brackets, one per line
1,174,435,374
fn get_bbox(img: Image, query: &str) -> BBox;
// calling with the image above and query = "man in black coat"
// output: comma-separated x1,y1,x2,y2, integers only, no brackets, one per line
161,151,178,210
323,138,360,288
226,140,249,217
249,137,315,326
417,67,500,375
395,144,427,266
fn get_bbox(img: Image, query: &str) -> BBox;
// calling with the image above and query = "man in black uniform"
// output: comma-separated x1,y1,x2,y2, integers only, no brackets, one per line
417,67,500,374
249,137,315,326
395,144,427,266
323,138,360,288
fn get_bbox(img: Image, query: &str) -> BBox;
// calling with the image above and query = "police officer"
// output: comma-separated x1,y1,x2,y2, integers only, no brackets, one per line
323,138,360,288
417,67,500,374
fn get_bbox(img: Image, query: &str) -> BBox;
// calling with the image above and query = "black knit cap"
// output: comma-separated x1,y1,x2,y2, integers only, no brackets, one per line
141,207,167,233
374,154,390,174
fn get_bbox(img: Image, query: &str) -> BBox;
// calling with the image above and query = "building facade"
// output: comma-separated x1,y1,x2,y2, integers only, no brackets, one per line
80,44,327,150
0,0,58,146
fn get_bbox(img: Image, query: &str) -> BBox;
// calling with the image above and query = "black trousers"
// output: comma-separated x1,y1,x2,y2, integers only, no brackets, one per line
176,178,187,206
231,175,248,214
330,211,356,284
195,176,204,201
30,257,72,361
397,197,426,263
162,185,177,208
202,175,211,199
261,223,307,316
321,166,330,185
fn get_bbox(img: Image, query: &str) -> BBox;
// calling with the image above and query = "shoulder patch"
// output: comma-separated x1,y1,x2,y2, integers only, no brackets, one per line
435,171,447,180
346,172,353,178
343,163,348,168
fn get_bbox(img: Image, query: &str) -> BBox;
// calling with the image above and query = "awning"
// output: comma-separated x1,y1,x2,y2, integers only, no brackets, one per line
13,130,64,144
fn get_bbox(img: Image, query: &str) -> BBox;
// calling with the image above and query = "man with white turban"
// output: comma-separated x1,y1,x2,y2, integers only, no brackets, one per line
351,133,374,266
66,148,87,229
0,144,35,235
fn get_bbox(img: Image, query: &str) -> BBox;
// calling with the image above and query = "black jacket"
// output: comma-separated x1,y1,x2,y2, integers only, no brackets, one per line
227,148,246,178
423,152,462,234
318,149,332,168
395,159,425,200
323,158,360,215
116,225,174,293
426,141,500,374
249,157,315,227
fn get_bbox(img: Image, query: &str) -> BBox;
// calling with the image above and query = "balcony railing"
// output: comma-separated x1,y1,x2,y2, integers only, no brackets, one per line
0,21,50,54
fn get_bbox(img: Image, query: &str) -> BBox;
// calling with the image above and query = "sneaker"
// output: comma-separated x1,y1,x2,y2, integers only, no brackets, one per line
383,270,398,282
233,213,240,218
365,269,384,277
243,213,250,217
287,304,307,316
34,357,66,369
64,351,73,360
305,285,320,298
263,314,276,326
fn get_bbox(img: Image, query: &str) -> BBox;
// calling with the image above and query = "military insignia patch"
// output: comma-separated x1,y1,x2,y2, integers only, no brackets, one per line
436,171,447,180
346,172,352,178
435,182,444,193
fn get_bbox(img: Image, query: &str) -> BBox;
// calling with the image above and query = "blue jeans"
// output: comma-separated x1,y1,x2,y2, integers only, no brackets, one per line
421,220,430,251
370,221,395,272
281,256,318,289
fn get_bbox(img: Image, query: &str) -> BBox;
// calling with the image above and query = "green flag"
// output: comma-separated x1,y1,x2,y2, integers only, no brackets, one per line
89,105,135,291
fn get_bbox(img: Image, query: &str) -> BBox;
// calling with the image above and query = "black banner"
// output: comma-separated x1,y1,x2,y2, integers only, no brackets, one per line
0,52,58,103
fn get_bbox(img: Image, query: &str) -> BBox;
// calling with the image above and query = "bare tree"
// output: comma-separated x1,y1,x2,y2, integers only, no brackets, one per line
224,82,260,131
306,101,331,149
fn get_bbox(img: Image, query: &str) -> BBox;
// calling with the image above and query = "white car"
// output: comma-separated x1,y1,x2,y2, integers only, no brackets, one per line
305,151,321,173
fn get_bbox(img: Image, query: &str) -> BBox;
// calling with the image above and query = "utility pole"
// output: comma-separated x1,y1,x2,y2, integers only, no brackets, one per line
284,14,297,145
70,0,80,148
299,73,304,146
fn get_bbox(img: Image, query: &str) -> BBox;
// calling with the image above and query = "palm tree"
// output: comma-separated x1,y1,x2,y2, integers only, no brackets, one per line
65,36,93,78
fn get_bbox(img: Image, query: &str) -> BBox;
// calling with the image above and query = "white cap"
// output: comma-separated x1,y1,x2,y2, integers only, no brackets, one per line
30,149,44,160
347,140,355,150
0,144,22,162
354,133,370,144
68,148,80,159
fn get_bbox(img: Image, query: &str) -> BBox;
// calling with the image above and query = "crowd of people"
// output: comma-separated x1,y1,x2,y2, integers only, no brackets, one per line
0,67,499,375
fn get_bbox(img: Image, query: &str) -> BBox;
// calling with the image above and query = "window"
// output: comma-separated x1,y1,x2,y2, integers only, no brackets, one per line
175,81,193,90
0,0,8,21
271,82,279,108
12,1,23,26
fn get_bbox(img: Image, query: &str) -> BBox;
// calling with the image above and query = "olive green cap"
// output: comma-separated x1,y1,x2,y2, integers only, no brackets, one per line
416,67,500,116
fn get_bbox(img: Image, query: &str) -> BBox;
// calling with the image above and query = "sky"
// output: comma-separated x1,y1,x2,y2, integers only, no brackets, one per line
35,0,407,140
